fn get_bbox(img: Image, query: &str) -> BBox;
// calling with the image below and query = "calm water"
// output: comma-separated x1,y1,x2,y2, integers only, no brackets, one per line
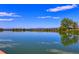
0,31,79,54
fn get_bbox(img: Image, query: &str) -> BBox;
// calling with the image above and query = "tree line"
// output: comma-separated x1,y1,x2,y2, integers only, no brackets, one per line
0,18,78,33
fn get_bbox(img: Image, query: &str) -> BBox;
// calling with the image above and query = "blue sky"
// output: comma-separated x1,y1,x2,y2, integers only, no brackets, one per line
0,4,78,28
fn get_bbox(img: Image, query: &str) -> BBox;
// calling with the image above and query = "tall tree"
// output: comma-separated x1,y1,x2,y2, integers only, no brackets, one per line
60,18,78,30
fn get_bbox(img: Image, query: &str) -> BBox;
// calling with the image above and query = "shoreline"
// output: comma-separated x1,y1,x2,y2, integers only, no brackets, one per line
0,50,6,54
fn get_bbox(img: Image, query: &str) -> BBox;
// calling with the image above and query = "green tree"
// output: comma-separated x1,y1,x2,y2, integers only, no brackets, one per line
59,18,78,31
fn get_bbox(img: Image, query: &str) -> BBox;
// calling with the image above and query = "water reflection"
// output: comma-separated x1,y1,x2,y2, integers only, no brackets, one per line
60,32,79,46
47,49,73,54
0,39,18,48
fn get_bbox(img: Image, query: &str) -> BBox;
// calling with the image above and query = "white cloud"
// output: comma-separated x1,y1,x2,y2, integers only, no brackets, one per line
37,16,60,19
0,12,21,22
47,4,77,12
0,12,21,17
0,19,14,21
52,17,60,19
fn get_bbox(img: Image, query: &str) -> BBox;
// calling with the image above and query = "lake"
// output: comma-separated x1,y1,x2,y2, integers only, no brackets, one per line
0,31,79,54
